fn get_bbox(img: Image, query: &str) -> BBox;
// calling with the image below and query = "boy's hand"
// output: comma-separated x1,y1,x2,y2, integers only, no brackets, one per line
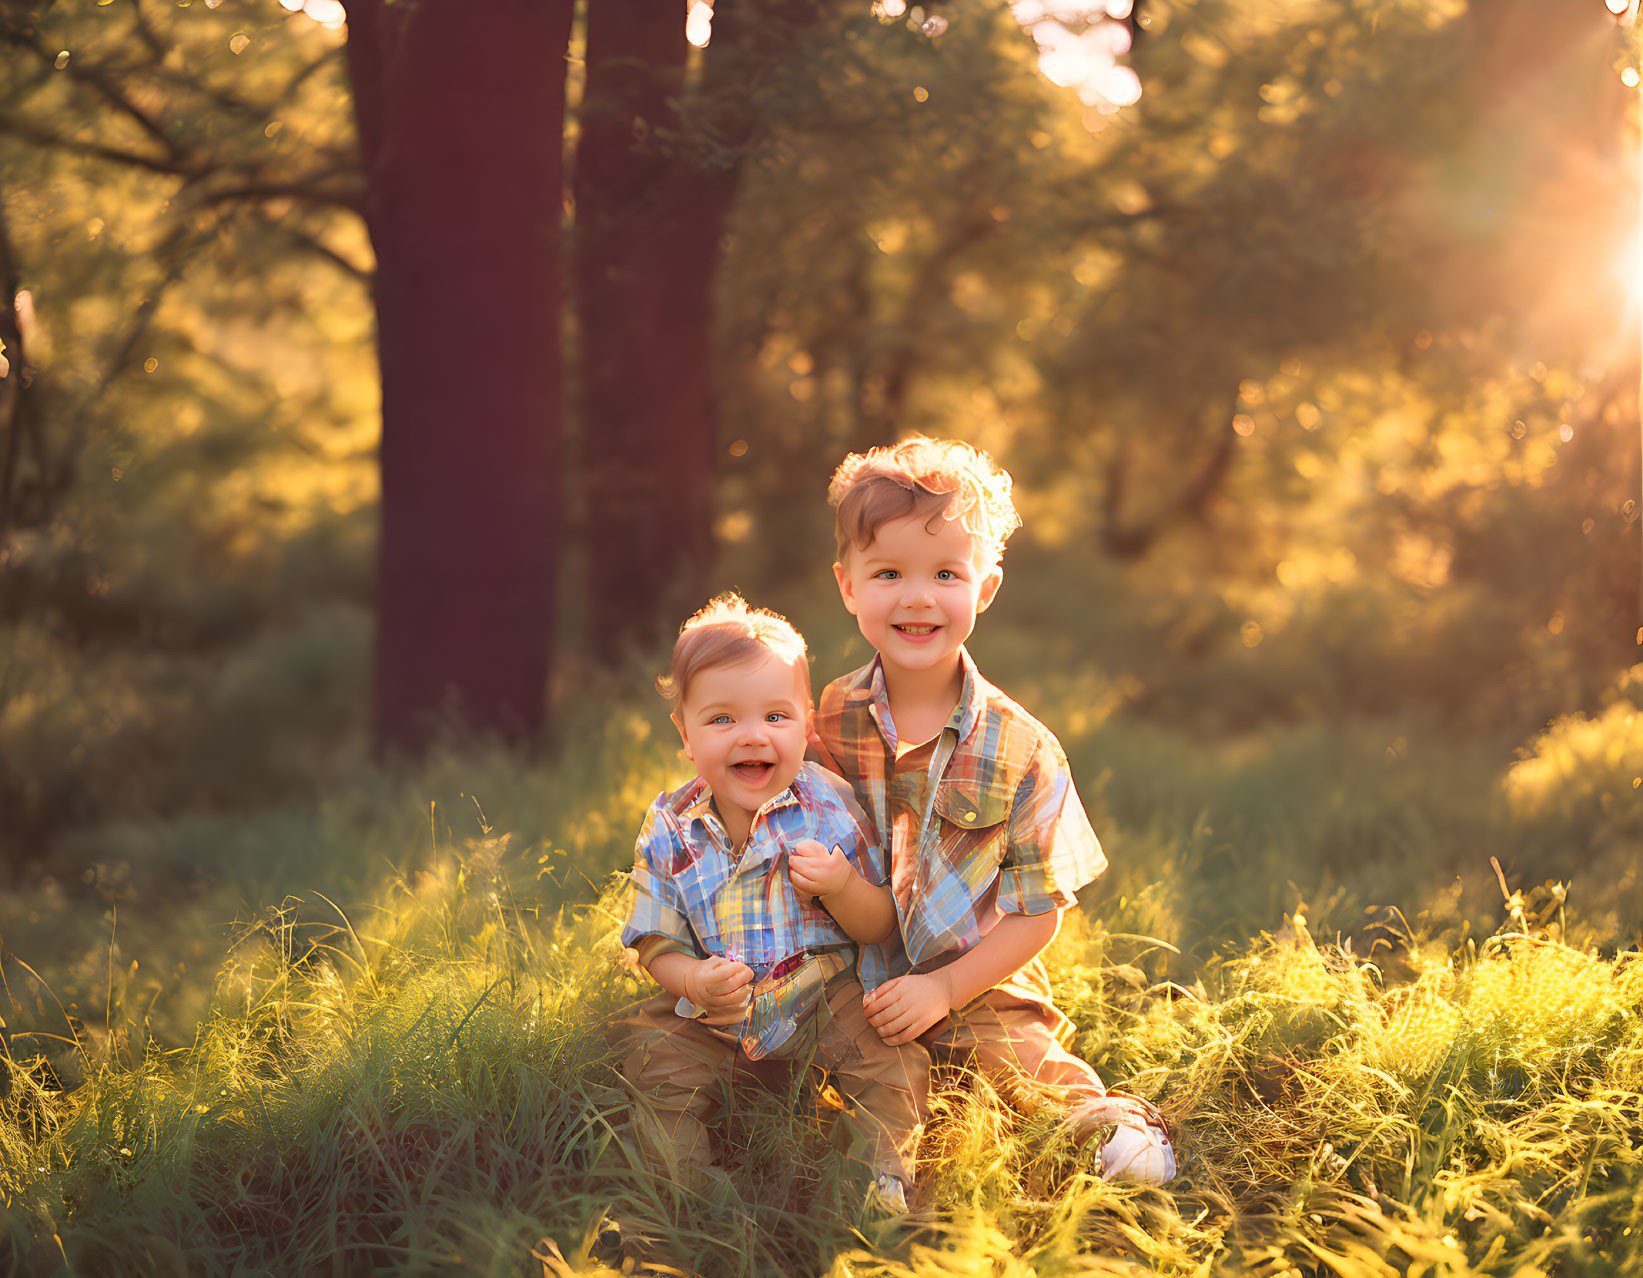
862,971,954,1045
684,956,754,1025
788,839,852,902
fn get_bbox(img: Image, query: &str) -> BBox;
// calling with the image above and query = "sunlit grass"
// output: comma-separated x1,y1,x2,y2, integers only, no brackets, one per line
1,808,1640,1276
3,679,1642,1275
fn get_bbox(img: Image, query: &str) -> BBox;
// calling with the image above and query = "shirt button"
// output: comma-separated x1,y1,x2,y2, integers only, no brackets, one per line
963,811,977,822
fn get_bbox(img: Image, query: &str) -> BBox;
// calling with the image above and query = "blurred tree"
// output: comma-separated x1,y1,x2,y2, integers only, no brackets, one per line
0,190,41,533
0,1,376,858
575,0,842,655
574,0,735,655
342,0,572,753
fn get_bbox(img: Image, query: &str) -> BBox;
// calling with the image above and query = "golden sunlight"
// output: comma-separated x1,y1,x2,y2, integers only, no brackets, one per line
288,0,344,29
686,1,713,49
1013,0,1141,110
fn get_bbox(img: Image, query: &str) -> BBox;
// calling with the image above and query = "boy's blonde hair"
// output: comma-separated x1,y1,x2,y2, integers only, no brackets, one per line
657,593,811,709
828,436,1021,565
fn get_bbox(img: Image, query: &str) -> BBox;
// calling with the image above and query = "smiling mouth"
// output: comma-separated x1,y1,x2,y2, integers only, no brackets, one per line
731,761,775,784
893,624,940,635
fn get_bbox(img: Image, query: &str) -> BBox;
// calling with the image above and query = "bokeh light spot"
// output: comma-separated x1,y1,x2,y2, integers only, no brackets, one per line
686,2,713,48
304,0,346,26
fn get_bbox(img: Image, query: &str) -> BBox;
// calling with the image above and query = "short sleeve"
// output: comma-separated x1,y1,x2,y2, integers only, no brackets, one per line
995,740,1107,916
619,798,699,957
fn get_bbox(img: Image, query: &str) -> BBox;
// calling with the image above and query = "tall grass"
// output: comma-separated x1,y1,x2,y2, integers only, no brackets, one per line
3,672,1642,1275
2,816,1640,1276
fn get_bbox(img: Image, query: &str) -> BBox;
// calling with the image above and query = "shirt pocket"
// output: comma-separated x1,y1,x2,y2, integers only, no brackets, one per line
933,776,1014,839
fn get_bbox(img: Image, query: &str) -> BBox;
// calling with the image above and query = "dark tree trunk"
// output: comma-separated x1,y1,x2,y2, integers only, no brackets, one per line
344,0,573,755
575,0,739,656
0,190,38,536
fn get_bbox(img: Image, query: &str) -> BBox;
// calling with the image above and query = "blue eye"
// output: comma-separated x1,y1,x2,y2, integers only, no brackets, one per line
936,569,957,581
709,714,732,725
765,712,789,724
873,569,900,580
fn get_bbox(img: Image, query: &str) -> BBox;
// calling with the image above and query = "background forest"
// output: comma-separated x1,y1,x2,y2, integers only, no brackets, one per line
2,0,1643,1275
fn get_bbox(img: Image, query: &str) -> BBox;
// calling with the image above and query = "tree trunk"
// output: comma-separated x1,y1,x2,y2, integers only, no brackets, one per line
575,0,738,656
344,0,572,755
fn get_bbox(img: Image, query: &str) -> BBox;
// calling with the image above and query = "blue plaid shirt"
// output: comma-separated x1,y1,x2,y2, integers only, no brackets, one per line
621,762,892,1050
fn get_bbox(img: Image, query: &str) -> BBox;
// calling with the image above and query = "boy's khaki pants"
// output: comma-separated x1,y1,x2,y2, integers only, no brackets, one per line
918,957,1137,1140
618,973,929,1185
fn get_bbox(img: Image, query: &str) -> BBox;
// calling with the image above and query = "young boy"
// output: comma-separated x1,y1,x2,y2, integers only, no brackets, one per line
814,437,1175,1184
618,594,928,1211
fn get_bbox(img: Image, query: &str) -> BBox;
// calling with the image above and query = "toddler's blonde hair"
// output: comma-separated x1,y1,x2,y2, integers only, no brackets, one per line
657,593,811,709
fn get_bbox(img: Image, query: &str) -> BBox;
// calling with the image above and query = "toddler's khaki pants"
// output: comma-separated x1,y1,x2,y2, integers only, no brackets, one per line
618,973,928,1185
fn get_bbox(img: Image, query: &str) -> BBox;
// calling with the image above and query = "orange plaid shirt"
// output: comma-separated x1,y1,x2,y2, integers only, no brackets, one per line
815,650,1107,983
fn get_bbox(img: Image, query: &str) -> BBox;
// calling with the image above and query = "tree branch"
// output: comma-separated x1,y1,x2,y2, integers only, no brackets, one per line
1100,388,1240,559
189,175,366,215
0,23,183,161
0,114,197,177
49,221,206,501
258,213,373,283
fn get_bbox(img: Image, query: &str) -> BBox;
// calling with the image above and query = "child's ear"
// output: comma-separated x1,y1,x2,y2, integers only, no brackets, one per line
832,560,860,616
670,711,694,762
977,563,1004,614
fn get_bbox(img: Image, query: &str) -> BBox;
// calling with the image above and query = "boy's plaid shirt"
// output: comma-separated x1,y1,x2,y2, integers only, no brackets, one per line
620,761,893,1030
815,651,1107,971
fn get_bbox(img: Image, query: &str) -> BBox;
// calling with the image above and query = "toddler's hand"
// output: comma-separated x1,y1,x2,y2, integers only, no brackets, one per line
862,971,953,1046
788,838,852,902
685,955,754,1025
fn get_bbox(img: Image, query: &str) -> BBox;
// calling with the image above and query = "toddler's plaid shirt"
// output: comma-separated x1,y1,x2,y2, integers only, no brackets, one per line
815,651,1106,973
620,762,892,1044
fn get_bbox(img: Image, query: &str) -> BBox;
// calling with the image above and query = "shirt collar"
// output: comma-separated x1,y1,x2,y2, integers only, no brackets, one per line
850,650,983,752
674,772,804,847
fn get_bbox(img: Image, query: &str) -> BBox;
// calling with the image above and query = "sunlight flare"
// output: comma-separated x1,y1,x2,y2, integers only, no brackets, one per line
1014,1,1141,111
686,1,713,48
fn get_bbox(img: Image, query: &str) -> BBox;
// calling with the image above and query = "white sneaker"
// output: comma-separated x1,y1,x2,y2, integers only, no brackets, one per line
1066,1094,1177,1185
1098,1119,1176,1184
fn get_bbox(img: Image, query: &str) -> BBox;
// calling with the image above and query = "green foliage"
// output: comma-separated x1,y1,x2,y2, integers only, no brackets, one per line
4,0,1639,850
